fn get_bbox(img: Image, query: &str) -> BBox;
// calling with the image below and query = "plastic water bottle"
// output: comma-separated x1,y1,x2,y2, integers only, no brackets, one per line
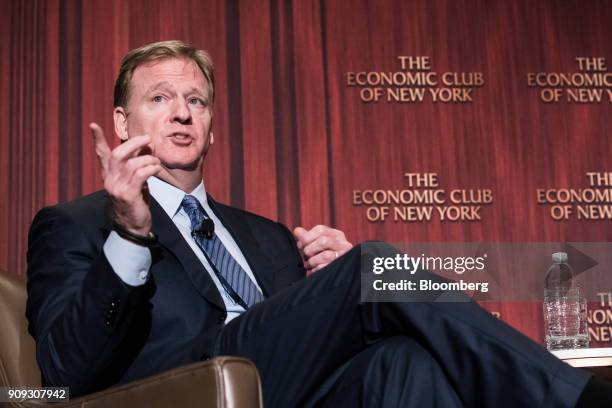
544,252,589,350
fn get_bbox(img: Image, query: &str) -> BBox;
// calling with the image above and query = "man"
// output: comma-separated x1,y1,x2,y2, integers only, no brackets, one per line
26,40,609,407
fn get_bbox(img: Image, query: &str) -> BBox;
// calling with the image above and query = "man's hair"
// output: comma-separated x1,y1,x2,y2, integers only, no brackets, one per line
113,40,214,108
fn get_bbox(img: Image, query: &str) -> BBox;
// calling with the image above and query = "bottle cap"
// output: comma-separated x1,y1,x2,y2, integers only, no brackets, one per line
552,252,568,263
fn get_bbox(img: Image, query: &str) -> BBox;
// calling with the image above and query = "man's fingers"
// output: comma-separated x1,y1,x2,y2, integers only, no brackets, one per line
124,155,162,173
124,156,162,185
90,123,112,173
310,264,328,274
110,164,162,193
132,163,163,183
90,122,111,156
299,228,351,258
292,227,309,250
104,154,161,197
304,250,337,270
297,225,328,247
306,262,329,277
111,134,152,162
302,236,334,258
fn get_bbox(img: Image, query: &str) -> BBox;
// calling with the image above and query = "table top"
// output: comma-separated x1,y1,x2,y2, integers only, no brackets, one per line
551,348,612,368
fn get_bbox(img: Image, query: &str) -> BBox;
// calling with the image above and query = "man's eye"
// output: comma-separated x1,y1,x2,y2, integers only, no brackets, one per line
189,97,206,106
152,95,164,102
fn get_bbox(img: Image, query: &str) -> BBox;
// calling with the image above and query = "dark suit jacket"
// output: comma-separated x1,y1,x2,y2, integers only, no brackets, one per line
26,190,305,397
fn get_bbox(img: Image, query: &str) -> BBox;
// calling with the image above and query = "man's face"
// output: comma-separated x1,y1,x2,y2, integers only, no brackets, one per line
116,57,213,172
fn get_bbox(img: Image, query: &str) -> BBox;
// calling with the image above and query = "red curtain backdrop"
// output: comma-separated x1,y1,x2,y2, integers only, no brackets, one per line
1,0,610,343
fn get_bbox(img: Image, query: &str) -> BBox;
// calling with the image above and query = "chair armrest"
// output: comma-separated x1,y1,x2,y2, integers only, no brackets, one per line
54,357,262,408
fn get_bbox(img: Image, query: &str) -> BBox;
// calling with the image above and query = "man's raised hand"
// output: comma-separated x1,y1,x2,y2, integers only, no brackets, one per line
89,122,161,236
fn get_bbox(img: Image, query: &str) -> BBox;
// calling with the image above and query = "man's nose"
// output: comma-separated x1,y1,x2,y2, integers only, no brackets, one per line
171,99,192,124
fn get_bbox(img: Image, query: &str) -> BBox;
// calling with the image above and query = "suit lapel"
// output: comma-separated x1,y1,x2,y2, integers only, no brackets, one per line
149,197,226,311
207,196,276,297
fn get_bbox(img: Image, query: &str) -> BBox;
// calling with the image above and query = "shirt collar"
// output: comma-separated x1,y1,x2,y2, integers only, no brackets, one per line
147,176,208,219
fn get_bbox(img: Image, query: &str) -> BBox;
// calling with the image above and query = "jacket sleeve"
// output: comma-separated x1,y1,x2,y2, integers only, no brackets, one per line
26,206,156,397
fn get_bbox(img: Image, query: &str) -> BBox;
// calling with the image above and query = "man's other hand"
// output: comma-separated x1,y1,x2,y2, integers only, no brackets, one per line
90,122,162,236
293,225,353,276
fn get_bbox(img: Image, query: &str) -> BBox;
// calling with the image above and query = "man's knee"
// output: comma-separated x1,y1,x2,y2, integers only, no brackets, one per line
358,337,457,406
366,336,437,374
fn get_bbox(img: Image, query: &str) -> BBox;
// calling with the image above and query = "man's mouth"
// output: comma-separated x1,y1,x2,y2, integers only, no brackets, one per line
169,132,192,145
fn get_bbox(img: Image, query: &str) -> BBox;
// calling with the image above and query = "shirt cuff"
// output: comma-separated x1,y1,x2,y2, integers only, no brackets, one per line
103,231,152,286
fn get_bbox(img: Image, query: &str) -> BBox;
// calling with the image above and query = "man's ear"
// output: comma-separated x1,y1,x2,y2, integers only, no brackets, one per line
113,107,129,141
210,115,215,144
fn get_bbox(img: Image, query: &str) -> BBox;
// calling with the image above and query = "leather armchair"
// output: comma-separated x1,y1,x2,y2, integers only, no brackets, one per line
0,271,263,408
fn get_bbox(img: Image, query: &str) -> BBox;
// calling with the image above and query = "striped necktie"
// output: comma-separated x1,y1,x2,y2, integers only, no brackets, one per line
181,194,264,308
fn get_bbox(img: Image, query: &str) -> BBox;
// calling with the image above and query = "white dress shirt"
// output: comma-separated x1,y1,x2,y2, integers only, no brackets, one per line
103,176,262,323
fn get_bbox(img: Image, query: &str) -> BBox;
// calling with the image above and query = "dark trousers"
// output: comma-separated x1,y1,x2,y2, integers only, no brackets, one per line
213,243,590,407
